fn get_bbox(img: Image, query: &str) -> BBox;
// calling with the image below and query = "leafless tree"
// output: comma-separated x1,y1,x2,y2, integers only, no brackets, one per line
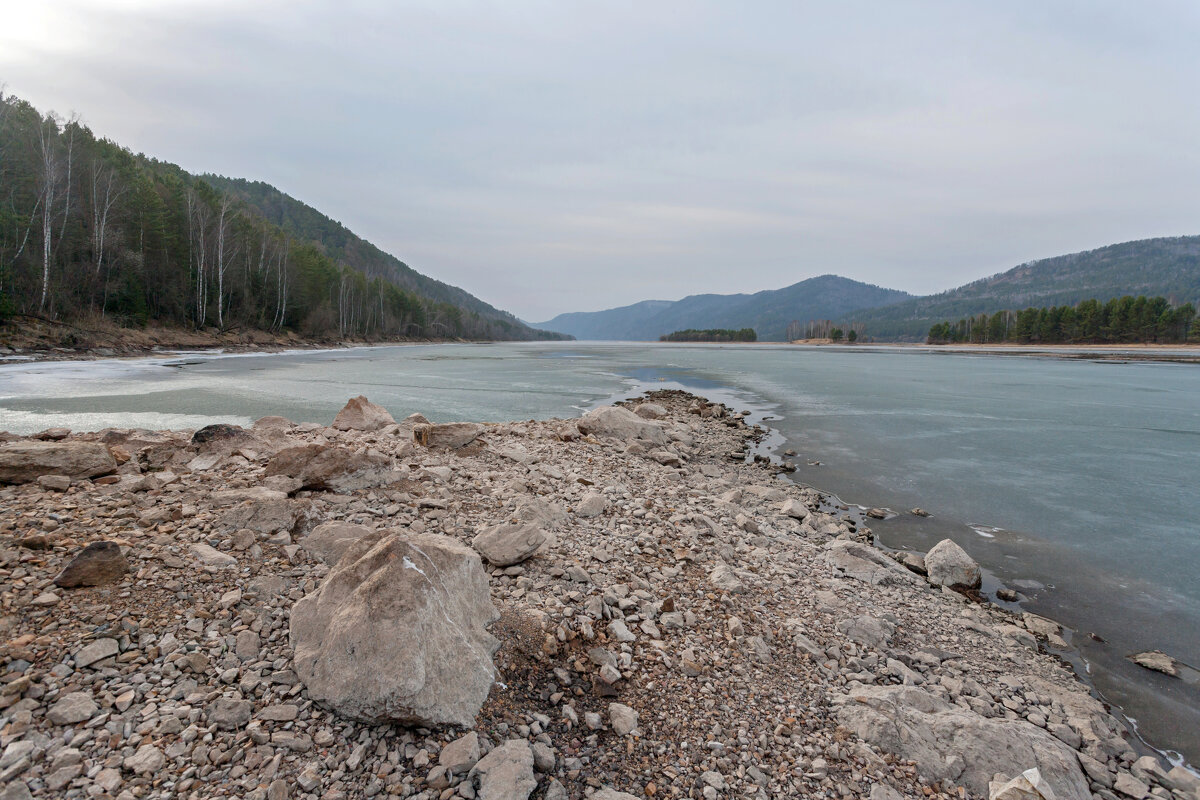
214,194,237,329
90,160,124,277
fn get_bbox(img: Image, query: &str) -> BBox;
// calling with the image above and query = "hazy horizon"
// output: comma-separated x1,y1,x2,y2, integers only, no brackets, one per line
4,1,1199,321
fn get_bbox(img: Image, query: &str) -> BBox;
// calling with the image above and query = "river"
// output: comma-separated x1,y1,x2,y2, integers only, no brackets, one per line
2,341,1198,766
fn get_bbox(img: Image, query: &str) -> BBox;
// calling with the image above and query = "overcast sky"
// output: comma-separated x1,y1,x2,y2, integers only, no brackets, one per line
3,1,1198,321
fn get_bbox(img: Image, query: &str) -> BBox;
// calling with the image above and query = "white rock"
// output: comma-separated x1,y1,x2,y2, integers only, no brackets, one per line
332,395,396,431
46,692,97,725
609,703,639,736
925,539,981,590
189,542,237,568
470,739,537,800
290,531,500,727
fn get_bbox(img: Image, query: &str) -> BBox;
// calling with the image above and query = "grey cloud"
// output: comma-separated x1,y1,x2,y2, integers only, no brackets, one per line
2,0,1197,320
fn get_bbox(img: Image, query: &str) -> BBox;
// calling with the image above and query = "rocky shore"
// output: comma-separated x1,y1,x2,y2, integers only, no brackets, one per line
1,391,1197,800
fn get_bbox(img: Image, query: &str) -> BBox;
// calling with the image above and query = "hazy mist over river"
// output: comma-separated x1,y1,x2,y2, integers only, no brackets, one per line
3,342,1199,764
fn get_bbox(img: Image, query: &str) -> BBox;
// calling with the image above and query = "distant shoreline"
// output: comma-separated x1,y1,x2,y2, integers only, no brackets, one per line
785,339,1200,363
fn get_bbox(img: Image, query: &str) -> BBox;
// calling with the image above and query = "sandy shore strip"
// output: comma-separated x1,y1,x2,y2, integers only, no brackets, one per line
1,391,1197,800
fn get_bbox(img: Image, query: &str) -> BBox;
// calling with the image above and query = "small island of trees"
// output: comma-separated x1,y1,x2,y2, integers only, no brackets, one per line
927,296,1197,345
660,328,757,342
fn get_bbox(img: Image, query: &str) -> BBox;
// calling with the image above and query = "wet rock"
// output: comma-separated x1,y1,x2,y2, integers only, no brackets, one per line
332,395,396,431
925,538,982,590
53,541,129,587
290,531,500,727
0,441,117,483
472,522,547,567
1129,650,1179,677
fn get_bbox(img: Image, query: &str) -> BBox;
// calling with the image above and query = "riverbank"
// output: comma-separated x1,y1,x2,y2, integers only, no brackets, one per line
0,316,486,364
1,390,1196,800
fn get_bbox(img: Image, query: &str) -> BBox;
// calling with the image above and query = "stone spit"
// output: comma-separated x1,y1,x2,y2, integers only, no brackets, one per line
0,391,1196,800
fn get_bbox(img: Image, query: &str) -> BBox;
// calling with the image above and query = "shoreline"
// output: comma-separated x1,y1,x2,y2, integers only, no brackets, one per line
1,390,1196,799
0,316,565,365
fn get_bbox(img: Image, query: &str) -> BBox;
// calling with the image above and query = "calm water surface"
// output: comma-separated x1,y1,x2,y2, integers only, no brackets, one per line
2,342,1198,764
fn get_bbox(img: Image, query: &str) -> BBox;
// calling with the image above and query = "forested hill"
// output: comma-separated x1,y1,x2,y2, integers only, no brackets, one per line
536,275,911,341
845,237,1200,340
202,176,513,321
0,92,565,342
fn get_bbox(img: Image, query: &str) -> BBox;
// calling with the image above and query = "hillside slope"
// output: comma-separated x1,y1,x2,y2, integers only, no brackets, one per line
0,92,564,342
849,237,1200,340
537,275,912,341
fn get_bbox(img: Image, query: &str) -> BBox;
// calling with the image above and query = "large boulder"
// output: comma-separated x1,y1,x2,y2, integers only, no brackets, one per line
577,406,667,445
924,539,982,590
472,523,547,567
191,423,257,451
836,685,1090,800
54,542,129,588
301,521,375,565
0,441,117,483
265,445,395,492
413,422,484,450
332,396,396,432
290,531,500,727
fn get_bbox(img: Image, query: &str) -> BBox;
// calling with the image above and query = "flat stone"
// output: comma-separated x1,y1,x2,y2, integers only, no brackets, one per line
46,691,97,725
189,542,237,568
439,731,481,774
74,638,119,668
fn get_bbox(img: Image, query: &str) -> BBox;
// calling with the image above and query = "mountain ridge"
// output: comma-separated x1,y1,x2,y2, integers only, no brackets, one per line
538,237,1200,341
846,236,1200,340
536,275,913,341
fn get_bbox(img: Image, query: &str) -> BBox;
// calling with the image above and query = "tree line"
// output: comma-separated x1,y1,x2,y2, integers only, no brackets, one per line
0,91,560,341
659,328,758,342
926,296,1197,345
785,319,863,342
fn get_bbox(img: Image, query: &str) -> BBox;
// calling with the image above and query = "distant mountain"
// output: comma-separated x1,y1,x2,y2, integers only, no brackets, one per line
847,236,1200,340
536,275,913,341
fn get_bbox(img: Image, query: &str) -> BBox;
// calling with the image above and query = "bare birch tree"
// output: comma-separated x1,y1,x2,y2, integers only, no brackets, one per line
90,160,123,278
